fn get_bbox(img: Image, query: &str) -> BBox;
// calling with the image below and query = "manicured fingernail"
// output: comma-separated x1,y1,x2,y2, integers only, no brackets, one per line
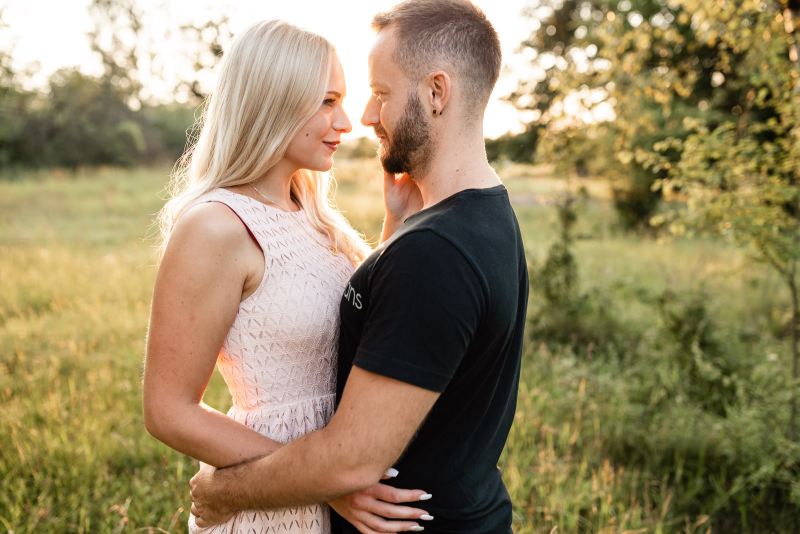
410,527,424,532
419,493,433,501
384,467,399,478
420,514,434,521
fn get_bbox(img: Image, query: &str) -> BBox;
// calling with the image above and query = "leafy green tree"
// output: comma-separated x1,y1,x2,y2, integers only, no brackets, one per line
17,69,143,169
647,0,800,441
0,7,34,168
485,125,539,163
140,103,196,161
512,0,756,228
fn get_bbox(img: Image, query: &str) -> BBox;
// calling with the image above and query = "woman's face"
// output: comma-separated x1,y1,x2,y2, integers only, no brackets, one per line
284,54,352,172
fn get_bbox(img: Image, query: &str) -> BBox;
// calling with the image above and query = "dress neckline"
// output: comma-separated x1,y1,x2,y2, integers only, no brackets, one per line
218,187,304,215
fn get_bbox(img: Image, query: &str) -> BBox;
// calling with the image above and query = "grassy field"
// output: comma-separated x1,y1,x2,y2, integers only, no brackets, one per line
0,163,795,533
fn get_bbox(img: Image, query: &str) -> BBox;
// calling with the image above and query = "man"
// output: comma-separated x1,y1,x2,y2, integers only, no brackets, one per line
190,1,528,532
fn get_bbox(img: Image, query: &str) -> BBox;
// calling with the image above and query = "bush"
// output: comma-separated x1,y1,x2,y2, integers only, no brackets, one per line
528,193,626,355
485,126,539,164
611,164,662,232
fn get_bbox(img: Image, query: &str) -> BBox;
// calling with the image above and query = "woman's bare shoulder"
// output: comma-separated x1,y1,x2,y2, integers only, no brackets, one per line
164,201,254,266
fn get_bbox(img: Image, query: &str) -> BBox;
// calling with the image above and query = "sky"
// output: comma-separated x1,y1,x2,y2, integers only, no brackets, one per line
2,0,541,139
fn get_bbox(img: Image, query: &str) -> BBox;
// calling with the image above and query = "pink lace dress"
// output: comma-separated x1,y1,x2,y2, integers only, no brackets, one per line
188,188,355,534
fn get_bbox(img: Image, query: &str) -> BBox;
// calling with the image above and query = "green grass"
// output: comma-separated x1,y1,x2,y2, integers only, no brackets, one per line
0,164,795,532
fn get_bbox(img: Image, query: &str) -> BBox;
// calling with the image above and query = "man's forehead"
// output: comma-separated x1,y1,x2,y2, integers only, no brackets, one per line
368,28,401,87
371,27,397,56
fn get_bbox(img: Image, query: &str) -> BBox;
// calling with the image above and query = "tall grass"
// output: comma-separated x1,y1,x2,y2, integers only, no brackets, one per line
0,164,795,532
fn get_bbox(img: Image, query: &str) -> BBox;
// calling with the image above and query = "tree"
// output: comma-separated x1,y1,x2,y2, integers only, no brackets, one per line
512,0,755,229
647,0,800,441
32,69,144,168
515,0,800,466
88,0,146,108
0,7,41,169
175,17,232,104
485,126,540,163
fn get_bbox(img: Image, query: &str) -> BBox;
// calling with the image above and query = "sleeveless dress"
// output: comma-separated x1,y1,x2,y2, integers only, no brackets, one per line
188,188,355,534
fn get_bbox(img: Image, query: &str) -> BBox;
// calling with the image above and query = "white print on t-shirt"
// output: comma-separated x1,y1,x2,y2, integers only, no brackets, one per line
343,281,363,310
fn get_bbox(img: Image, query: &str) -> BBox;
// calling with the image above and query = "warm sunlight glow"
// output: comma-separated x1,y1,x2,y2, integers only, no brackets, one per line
3,0,537,139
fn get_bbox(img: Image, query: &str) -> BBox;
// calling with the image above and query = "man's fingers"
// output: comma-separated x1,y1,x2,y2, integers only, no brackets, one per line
368,483,432,504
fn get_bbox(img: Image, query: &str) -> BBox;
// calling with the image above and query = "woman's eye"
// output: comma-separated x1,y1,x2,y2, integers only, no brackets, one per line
323,98,336,106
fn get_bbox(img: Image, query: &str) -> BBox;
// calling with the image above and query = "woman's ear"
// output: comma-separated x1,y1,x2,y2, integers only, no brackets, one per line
425,70,451,117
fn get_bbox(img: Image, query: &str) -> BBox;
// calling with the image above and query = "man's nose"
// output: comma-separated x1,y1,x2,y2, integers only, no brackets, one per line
361,97,379,128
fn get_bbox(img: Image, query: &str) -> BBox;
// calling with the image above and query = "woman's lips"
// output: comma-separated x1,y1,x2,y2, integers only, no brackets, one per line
323,141,339,151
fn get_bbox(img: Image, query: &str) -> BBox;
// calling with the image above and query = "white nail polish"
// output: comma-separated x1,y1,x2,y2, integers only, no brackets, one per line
419,493,433,501
384,467,399,478
420,514,434,521
410,527,424,532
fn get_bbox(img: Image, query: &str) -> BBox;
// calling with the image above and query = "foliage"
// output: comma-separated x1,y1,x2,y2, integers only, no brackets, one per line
516,0,800,465
141,103,199,161
643,0,800,440
511,0,789,228
336,137,379,160
88,0,145,108
0,69,195,170
485,125,540,163
1,165,799,531
528,191,625,353
175,16,233,103
520,166,799,530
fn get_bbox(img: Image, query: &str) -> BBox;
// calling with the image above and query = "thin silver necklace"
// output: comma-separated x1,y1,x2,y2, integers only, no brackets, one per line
250,183,294,212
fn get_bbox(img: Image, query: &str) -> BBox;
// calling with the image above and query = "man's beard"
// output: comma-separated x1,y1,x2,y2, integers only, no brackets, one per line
378,92,433,175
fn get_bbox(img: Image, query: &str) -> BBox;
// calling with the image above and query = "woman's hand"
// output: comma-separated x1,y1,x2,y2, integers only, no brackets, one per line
381,172,422,243
190,463,237,528
329,469,433,533
383,171,422,223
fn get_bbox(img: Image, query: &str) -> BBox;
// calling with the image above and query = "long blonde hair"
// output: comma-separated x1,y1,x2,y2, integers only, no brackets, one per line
158,20,370,264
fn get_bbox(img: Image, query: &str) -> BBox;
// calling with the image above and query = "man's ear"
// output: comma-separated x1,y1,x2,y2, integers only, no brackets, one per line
424,71,451,117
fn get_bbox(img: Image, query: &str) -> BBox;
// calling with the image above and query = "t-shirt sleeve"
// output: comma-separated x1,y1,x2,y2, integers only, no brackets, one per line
353,230,485,392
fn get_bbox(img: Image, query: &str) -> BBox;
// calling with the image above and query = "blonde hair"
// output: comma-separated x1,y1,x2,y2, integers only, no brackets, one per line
158,20,370,264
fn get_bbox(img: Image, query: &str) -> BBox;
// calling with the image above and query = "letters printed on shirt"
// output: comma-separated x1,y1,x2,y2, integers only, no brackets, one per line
343,281,363,310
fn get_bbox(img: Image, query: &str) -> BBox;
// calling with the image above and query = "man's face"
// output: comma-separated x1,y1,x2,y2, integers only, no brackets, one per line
362,29,433,174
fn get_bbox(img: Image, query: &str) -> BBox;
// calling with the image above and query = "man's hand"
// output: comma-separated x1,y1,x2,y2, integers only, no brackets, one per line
189,463,237,528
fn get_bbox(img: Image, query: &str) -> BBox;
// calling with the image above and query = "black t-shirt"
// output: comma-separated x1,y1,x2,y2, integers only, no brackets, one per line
332,185,528,534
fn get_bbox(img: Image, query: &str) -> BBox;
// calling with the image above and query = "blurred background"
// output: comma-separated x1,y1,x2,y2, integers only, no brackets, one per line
1,0,799,532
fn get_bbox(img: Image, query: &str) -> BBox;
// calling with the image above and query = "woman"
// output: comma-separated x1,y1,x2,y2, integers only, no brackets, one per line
143,20,429,533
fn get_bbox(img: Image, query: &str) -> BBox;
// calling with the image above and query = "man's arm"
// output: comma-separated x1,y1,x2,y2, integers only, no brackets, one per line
191,231,481,527
190,365,439,516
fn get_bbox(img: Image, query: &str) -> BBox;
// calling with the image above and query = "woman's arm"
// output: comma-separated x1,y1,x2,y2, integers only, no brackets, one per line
380,172,422,243
147,201,429,529
143,202,280,468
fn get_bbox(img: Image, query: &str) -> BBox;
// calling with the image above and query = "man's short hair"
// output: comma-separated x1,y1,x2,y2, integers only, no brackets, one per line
372,0,501,116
